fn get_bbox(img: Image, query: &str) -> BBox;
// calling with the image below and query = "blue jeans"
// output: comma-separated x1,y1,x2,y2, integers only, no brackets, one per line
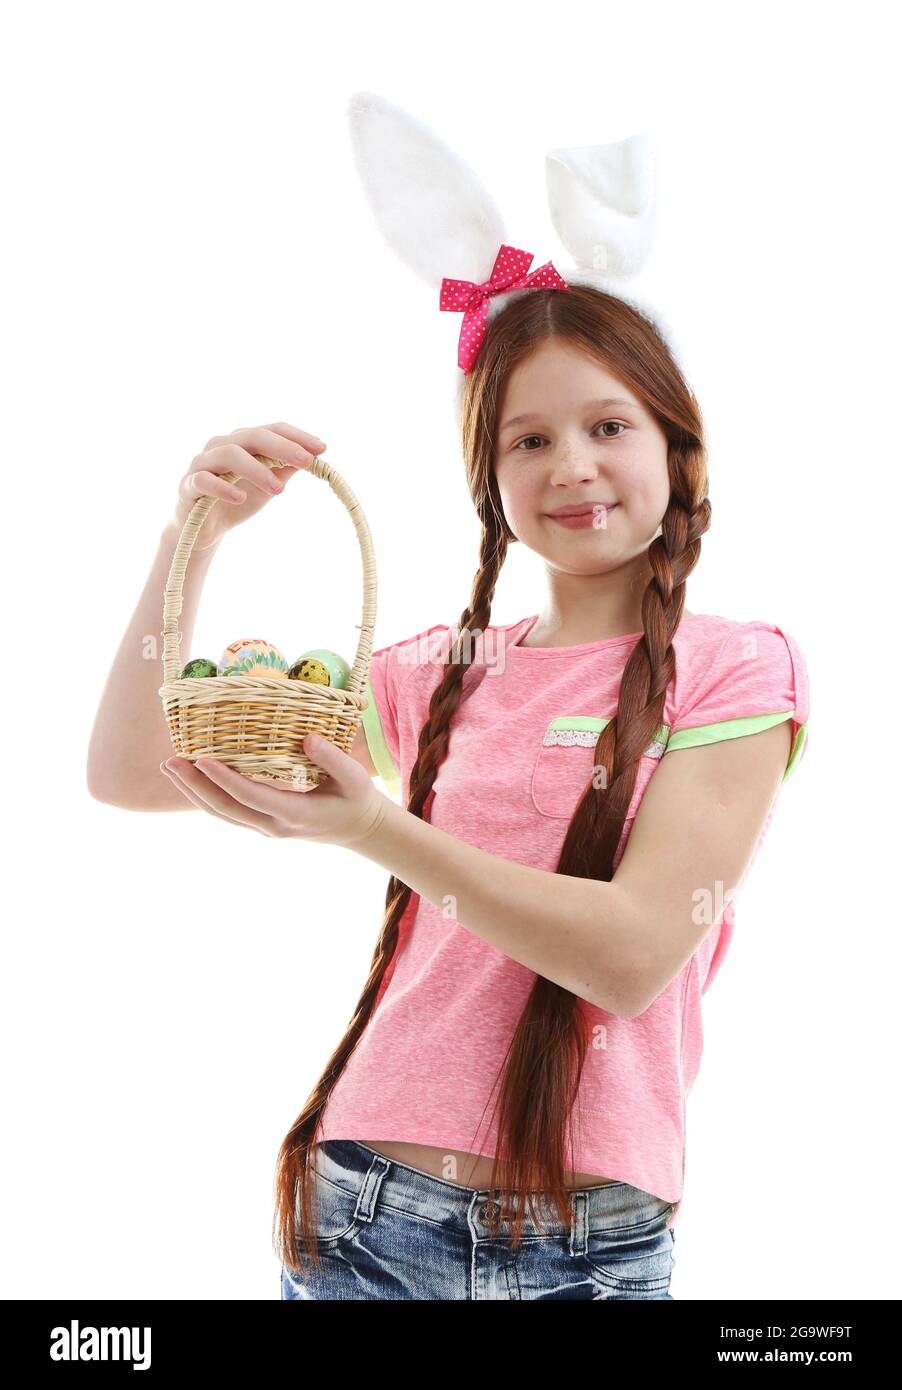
280,1139,677,1301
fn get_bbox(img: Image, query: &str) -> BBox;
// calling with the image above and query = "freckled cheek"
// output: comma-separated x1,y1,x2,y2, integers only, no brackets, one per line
496,474,542,528
613,461,670,518
616,495,669,541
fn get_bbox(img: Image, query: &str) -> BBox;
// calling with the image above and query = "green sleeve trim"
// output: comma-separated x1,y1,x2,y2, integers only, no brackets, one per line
545,711,807,783
666,710,792,750
361,676,401,798
783,720,808,783
666,711,805,783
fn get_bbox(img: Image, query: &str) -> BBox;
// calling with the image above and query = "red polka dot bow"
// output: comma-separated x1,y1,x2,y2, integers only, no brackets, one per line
439,243,570,373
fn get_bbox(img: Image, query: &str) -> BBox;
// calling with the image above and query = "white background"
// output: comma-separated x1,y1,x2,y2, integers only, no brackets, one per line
2,0,898,1301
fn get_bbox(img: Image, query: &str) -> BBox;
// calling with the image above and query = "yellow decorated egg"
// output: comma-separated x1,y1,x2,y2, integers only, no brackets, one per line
217,638,289,678
288,657,329,685
287,649,351,689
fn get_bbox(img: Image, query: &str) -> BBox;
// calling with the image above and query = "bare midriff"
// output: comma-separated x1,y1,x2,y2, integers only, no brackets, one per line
335,1139,621,1191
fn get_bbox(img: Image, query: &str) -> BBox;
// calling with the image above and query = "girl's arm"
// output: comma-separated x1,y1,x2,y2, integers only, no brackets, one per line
351,718,793,1017
87,423,329,809
161,706,791,1017
87,522,223,810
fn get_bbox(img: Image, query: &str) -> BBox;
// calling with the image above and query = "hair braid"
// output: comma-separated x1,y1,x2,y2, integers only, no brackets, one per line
480,474,711,1250
273,520,510,1275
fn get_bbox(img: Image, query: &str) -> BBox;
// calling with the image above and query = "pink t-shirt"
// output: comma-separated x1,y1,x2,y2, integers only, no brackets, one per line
317,612,810,1227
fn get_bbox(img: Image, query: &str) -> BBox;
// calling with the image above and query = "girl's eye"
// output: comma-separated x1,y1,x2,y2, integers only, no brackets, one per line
514,421,627,451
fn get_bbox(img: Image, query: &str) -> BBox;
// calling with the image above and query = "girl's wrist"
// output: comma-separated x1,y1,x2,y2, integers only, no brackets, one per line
344,791,403,857
159,519,222,557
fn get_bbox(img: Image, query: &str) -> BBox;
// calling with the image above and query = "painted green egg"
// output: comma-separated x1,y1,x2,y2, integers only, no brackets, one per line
179,658,219,679
287,649,350,689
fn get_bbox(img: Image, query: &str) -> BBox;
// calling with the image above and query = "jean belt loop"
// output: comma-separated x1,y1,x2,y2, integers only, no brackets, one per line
568,1190,589,1258
355,1152,390,1226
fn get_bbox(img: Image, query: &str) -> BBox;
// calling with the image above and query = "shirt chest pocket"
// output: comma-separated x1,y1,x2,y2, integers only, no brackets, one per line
530,716,670,820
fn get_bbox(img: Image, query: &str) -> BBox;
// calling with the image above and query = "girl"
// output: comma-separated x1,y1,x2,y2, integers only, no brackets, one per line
88,285,808,1301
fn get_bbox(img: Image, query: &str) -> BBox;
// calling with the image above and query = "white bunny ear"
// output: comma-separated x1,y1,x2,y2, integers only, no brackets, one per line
545,129,657,279
347,90,507,288
540,129,694,382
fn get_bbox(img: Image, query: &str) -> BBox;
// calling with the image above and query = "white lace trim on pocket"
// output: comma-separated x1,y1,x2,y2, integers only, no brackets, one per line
542,727,667,758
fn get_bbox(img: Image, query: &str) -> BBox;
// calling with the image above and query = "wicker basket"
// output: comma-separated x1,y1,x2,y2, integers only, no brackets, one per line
158,453,376,791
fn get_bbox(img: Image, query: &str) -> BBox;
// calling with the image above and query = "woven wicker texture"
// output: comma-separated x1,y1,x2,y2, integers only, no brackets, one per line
158,454,376,791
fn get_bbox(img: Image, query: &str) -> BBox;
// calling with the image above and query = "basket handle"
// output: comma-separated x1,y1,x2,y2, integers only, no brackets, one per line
162,454,377,694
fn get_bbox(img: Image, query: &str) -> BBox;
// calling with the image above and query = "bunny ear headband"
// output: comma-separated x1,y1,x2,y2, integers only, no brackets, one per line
346,91,692,409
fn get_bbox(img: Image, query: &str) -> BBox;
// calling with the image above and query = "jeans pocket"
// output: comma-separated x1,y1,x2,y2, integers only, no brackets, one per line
310,1171,368,1247
583,1209,675,1295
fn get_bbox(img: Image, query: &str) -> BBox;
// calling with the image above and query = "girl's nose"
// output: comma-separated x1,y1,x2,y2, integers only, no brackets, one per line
550,452,599,482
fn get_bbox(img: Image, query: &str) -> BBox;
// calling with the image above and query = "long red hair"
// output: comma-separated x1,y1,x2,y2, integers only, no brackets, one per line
273,284,711,1274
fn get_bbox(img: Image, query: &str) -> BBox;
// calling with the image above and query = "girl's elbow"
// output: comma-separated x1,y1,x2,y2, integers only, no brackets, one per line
584,972,642,1019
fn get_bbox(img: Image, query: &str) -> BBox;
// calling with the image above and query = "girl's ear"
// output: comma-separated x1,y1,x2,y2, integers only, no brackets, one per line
347,90,507,290
545,129,659,280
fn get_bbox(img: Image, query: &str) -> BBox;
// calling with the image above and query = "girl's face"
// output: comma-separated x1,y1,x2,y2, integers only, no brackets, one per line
493,340,671,575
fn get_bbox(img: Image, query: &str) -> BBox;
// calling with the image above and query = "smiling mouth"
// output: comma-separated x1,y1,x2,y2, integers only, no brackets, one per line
546,503,618,518
544,500,614,522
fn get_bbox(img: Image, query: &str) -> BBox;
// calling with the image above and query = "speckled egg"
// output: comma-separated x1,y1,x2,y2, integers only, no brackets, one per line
287,649,351,689
217,638,289,678
179,658,218,678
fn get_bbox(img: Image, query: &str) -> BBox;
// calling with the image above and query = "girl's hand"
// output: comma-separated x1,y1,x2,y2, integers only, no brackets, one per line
170,422,328,551
159,732,389,850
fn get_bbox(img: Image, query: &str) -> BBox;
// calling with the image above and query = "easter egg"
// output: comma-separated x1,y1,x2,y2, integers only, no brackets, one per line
217,638,289,679
287,649,351,689
288,657,329,685
179,658,218,679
